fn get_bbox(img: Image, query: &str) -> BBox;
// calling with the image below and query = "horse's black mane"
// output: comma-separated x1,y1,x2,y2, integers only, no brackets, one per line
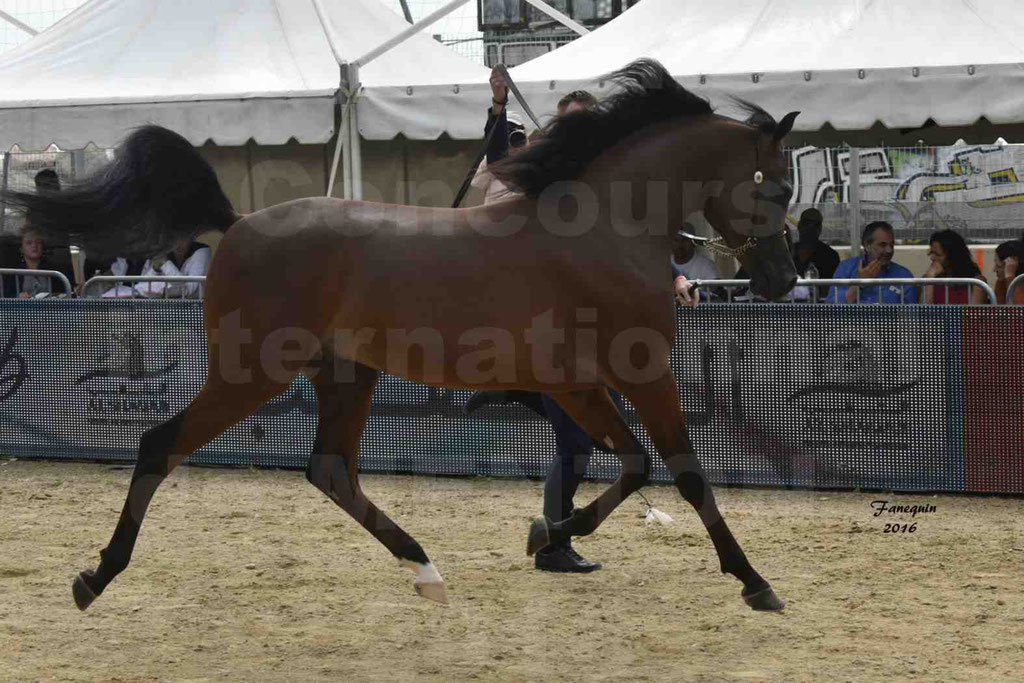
490,58,778,197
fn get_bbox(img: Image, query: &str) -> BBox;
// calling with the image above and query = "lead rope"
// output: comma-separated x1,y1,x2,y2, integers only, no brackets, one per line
452,65,543,209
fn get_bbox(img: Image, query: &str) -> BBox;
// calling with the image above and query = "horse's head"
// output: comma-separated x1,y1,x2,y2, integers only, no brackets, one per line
701,107,800,301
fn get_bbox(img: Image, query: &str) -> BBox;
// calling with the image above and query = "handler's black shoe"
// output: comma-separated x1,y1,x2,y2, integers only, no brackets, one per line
534,545,602,573
464,390,508,415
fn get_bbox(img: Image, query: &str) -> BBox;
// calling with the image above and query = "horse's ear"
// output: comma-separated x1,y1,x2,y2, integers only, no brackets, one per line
774,111,800,142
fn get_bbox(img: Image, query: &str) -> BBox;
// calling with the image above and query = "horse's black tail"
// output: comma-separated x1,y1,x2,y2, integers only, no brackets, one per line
2,125,237,260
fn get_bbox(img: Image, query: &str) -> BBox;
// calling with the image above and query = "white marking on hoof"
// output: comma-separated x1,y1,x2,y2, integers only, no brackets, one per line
399,560,448,604
603,436,615,450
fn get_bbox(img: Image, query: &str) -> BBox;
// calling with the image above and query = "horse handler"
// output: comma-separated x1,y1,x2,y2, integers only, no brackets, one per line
467,275,700,572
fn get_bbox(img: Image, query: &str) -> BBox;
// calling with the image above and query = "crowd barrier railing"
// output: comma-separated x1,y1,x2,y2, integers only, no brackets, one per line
81,275,207,300
697,277,997,305
0,268,74,297
1007,274,1024,303
1,274,1006,306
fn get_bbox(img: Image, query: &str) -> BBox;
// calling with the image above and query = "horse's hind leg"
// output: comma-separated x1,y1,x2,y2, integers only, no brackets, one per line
305,354,447,603
627,374,784,612
72,378,281,611
525,388,651,554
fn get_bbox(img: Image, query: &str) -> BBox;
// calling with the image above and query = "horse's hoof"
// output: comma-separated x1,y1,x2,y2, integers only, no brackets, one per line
525,518,550,556
72,570,98,611
415,580,449,604
399,559,448,605
742,586,785,612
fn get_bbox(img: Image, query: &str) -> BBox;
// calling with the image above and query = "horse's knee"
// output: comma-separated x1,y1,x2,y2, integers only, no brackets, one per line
621,452,650,494
675,471,708,509
622,469,649,496
305,451,358,508
136,412,186,476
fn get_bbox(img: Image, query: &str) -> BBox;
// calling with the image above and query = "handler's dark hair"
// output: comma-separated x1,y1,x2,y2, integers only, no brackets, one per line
557,89,598,113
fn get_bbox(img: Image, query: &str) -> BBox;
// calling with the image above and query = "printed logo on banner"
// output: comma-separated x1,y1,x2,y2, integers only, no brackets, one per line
673,307,951,490
0,328,29,402
75,331,179,427
787,340,920,448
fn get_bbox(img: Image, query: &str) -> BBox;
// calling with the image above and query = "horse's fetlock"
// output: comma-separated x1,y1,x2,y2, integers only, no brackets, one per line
395,540,429,565
570,507,599,535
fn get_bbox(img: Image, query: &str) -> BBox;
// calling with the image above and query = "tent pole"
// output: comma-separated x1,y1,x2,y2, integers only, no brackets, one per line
326,94,346,198
849,147,861,255
398,0,414,23
310,0,345,65
339,63,363,201
522,0,590,36
349,65,363,201
0,10,38,37
353,0,470,67
0,152,9,235
342,92,353,200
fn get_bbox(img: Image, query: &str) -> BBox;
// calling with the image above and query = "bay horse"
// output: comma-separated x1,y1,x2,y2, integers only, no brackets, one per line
8,59,799,611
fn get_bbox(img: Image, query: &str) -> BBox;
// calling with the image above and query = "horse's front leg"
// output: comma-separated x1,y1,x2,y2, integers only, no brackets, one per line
525,387,651,554
626,374,784,611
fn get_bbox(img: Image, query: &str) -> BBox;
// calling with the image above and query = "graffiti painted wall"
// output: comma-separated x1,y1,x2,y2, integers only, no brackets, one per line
788,144,1024,244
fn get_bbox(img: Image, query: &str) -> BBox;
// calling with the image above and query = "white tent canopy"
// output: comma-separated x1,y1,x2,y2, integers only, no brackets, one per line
0,0,490,150
500,0,1024,132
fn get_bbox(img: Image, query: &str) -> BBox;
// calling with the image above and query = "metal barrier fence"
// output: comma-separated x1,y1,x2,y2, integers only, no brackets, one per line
0,268,73,297
701,277,998,305
1008,274,1024,303
6,274,1011,307
81,276,206,300
0,299,1021,494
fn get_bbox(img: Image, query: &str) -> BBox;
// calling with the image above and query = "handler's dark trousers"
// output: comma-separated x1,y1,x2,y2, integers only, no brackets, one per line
539,390,626,529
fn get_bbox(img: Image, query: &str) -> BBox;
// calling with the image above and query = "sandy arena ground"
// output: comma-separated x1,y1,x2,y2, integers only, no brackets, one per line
1,458,1022,682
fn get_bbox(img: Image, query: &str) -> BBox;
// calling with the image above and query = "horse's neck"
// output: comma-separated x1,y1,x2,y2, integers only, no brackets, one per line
579,117,730,259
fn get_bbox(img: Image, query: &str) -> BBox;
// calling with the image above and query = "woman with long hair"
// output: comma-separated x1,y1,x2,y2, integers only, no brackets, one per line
993,239,1023,305
922,229,988,304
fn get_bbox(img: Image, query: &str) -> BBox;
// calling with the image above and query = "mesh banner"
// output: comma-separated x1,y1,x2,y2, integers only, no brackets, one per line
0,299,1017,493
962,308,1024,493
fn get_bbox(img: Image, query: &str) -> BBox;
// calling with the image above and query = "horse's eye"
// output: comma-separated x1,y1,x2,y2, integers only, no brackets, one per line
754,171,764,184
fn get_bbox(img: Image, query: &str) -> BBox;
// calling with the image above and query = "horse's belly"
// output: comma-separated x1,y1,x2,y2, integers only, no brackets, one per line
338,318,601,392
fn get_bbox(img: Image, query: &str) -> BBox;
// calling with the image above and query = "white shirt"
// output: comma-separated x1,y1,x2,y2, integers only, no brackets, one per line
671,252,719,281
102,246,210,298
471,158,519,205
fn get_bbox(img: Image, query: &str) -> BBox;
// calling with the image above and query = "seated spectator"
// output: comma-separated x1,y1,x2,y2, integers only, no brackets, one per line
826,221,918,304
3,226,68,298
922,229,988,304
100,238,209,298
99,255,149,298
132,237,211,298
33,168,59,192
792,208,840,300
671,227,720,300
993,239,1024,305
